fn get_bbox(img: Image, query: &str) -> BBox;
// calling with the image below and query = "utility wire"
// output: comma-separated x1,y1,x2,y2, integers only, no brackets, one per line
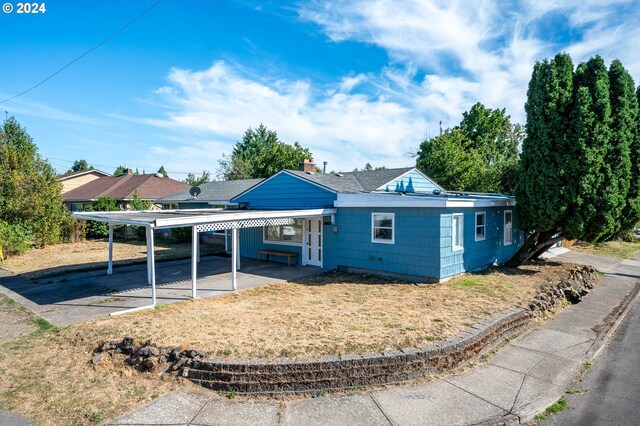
0,0,164,104
46,156,204,176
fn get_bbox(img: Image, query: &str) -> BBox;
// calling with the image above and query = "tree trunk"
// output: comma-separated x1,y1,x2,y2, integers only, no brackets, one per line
505,228,562,267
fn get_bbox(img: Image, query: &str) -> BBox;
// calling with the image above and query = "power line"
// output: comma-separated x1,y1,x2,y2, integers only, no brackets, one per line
45,156,207,176
0,0,164,105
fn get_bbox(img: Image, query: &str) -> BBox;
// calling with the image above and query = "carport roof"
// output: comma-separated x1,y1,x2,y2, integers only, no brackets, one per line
72,208,337,229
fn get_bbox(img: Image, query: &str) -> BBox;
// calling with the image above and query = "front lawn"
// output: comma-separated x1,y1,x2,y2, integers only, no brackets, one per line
0,262,579,425
1,238,224,279
571,240,640,259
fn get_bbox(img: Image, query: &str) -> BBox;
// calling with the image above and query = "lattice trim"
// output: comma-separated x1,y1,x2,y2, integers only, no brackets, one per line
195,217,294,232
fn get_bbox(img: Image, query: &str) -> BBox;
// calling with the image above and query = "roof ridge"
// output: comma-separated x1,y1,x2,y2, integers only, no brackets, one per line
98,174,132,198
350,173,367,191
123,174,155,199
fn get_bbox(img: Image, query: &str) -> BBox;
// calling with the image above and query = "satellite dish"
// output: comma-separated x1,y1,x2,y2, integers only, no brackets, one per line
189,186,201,199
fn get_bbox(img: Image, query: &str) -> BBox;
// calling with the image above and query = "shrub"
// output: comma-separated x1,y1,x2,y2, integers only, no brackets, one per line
171,227,192,243
60,211,85,243
132,226,147,241
0,220,31,257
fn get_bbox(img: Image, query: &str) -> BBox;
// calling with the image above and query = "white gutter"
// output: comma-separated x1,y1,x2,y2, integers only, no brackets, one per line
334,193,515,208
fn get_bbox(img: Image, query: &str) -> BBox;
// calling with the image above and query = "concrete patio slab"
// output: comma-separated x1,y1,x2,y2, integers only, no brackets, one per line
192,398,280,426
0,256,324,326
280,394,389,426
107,387,210,425
372,380,508,426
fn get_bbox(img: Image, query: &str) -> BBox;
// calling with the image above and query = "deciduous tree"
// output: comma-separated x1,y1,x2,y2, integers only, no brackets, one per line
217,124,313,180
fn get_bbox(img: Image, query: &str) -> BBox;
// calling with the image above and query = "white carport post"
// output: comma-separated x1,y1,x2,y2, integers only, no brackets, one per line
191,226,198,299
231,227,238,290
236,228,241,270
107,224,113,275
110,225,156,316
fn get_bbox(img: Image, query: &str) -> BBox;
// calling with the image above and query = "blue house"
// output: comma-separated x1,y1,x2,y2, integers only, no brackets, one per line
229,165,525,282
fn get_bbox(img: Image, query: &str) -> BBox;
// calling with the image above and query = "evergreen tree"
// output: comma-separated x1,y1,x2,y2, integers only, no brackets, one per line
509,53,574,265
114,165,127,176
573,56,613,242
157,165,168,178
67,159,91,173
607,60,636,237
184,171,211,186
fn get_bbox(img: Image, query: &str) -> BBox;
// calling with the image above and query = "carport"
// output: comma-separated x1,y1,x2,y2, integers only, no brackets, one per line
72,208,336,315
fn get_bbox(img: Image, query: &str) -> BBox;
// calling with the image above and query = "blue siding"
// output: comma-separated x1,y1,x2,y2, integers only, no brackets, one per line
239,227,303,264
379,170,442,193
238,219,339,268
439,207,525,279
233,172,336,209
335,207,441,278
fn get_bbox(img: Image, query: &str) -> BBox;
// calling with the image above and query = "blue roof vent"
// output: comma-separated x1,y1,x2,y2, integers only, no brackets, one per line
406,177,415,193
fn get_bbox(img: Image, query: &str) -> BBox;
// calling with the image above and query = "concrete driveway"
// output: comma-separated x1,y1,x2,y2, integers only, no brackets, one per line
0,256,324,326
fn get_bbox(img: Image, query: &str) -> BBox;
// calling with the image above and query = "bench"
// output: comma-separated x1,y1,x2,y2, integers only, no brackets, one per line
257,250,299,266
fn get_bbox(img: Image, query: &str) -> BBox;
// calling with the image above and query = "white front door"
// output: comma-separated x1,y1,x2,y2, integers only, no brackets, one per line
304,217,323,267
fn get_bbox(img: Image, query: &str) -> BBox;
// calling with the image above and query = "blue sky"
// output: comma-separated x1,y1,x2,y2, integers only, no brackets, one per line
1,0,639,177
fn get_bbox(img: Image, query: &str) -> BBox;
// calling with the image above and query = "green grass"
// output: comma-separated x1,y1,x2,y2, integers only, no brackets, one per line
32,317,56,332
535,398,568,421
572,240,640,259
565,388,584,395
583,361,593,369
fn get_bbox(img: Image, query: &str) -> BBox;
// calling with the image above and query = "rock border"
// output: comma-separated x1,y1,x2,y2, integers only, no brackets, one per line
94,265,599,395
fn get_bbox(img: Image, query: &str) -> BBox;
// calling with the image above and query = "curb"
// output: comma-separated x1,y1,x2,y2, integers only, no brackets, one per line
585,281,640,360
516,280,640,425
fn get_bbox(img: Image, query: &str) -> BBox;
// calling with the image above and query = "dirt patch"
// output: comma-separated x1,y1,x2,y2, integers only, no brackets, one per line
2,238,224,279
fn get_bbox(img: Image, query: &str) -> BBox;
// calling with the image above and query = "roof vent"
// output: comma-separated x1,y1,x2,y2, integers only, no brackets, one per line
335,173,343,177
305,171,315,175
155,172,164,178
433,189,441,195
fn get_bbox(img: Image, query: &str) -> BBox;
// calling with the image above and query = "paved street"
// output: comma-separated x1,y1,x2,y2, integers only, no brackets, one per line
545,286,640,425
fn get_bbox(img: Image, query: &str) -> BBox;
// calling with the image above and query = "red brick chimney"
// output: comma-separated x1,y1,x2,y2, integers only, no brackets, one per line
125,168,134,175
299,159,316,172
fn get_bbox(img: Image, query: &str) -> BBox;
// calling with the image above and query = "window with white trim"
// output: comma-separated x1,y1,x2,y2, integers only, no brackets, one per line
475,212,486,242
264,219,303,245
372,213,395,244
452,213,464,250
504,210,513,245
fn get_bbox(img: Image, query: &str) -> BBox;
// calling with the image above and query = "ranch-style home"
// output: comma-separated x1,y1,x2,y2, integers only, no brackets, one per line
216,163,524,281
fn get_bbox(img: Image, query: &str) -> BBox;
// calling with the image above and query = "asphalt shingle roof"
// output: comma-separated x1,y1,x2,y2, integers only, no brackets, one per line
156,178,264,203
62,174,191,202
286,167,415,193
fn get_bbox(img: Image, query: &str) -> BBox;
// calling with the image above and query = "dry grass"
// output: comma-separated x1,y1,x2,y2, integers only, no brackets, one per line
571,240,640,259
0,261,578,425
2,239,222,279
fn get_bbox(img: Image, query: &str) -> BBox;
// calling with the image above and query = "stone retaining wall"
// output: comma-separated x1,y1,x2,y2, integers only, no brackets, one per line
185,308,531,394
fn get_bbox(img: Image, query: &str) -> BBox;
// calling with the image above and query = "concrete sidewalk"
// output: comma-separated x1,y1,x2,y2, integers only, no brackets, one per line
108,251,640,426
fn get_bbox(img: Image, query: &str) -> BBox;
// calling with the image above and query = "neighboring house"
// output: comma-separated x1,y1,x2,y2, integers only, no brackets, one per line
156,178,264,209
58,169,111,194
228,163,524,282
62,169,190,211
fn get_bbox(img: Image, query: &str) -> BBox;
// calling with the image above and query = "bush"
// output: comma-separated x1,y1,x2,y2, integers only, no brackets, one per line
0,220,31,257
60,212,85,243
132,226,147,241
171,227,192,243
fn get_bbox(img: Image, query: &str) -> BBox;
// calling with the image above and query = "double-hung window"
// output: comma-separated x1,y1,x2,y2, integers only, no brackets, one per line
504,210,513,245
475,212,486,242
372,213,395,244
452,213,464,251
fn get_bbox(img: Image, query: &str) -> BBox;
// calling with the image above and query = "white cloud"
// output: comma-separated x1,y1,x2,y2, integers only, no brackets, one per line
144,61,428,173
140,0,640,175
